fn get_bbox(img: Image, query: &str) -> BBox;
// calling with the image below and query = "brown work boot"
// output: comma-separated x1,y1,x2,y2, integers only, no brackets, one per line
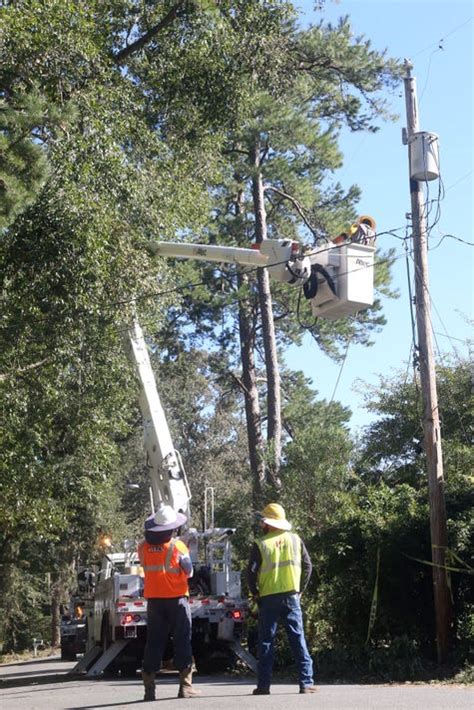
252,687,270,695
141,670,156,701
178,666,202,698
300,685,318,694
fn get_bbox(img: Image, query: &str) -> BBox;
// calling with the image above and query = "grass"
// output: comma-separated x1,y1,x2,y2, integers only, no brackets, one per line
0,645,58,665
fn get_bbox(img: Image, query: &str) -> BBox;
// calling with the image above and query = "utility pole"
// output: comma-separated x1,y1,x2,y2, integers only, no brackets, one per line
402,60,453,664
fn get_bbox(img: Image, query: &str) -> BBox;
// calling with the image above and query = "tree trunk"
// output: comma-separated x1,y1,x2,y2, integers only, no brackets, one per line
237,271,266,501
0,537,22,652
234,185,266,502
50,552,75,648
251,142,282,488
50,578,61,648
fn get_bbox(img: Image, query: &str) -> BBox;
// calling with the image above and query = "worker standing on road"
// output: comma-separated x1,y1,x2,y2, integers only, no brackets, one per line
247,503,318,695
138,503,200,701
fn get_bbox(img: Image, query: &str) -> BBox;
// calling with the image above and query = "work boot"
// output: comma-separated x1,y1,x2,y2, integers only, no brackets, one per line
300,685,318,694
178,666,201,698
141,670,156,702
252,687,270,695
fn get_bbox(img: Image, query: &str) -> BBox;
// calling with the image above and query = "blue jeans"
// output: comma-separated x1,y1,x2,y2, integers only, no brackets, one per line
257,592,314,690
142,597,192,673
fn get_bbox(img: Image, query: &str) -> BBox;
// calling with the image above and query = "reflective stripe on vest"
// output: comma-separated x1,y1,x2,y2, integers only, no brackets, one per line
142,539,189,598
256,531,302,597
143,542,181,574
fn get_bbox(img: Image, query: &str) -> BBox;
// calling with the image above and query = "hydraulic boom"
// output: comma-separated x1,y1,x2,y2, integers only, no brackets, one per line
150,217,376,320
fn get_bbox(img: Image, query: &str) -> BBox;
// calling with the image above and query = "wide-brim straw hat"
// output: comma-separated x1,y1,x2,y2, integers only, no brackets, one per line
259,503,292,531
145,503,187,532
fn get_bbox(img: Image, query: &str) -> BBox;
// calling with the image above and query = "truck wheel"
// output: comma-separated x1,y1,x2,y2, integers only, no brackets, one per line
60,641,76,662
100,616,112,652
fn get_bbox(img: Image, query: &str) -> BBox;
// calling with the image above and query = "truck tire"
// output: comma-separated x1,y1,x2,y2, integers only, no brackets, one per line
60,640,76,662
100,615,112,652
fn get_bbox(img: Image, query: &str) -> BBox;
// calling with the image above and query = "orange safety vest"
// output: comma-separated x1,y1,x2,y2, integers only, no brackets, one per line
138,539,190,599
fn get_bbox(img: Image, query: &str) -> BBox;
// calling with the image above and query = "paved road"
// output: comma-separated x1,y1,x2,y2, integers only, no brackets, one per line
0,656,472,710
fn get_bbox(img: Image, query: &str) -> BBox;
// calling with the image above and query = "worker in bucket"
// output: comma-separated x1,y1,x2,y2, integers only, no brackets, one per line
138,503,200,701
247,503,317,695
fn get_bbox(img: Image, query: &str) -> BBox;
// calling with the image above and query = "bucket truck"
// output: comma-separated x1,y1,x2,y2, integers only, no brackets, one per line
72,218,376,678
74,319,254,677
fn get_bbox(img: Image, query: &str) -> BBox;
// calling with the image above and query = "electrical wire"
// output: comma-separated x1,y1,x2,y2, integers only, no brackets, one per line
429,233,474,250
404,229,419,370
404,225,423,417
415,260,465,364
0,233,411,334
411,17,473,58
329,327,353,404
1,223,470,382
406,149,470,365
433,331,472,345
445,171,472,193
408,254,471,445
5,221,469,385
418,47,442,105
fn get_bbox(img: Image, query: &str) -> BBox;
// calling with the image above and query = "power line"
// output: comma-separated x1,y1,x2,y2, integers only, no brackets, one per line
411,17,473,58
409,255,470,445
433,331,472,345
430,233,474,250
2,224,469,370
445,171,472,193
329,328,353,404
2,236,414,379
0,234,411,334
418,47,442,105
404,231,419,369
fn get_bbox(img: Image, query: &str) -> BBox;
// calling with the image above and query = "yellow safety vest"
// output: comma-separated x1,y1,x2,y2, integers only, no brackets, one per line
256,530,302,597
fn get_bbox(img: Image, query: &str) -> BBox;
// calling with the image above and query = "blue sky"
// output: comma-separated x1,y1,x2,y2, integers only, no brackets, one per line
285,0,473,430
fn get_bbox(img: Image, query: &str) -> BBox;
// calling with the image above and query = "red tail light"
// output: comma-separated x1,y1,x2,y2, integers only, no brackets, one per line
232,610,242,620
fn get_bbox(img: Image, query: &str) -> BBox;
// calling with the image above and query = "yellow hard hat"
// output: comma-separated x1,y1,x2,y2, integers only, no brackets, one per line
259,503,292,531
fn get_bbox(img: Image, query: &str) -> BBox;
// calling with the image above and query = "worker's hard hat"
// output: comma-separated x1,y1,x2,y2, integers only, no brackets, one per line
145,503,187,532
258,503,292,531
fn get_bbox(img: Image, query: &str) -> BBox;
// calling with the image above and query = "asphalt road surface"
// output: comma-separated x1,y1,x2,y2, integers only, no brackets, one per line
0,656,472,710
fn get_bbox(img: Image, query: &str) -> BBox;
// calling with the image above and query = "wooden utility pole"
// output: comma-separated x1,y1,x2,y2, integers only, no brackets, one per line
403,60,453,663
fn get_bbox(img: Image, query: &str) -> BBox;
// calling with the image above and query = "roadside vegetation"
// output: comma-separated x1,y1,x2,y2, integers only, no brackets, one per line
1,1,471,682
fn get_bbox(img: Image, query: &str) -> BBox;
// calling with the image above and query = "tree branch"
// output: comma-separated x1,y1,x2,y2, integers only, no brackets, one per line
264,184,319,239
113,2,185,65
0,357,50,381
229,371,250,396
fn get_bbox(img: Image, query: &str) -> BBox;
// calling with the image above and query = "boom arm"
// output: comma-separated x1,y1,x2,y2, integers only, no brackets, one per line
150,217,376,320
127,320,191,517
127,217,376,517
